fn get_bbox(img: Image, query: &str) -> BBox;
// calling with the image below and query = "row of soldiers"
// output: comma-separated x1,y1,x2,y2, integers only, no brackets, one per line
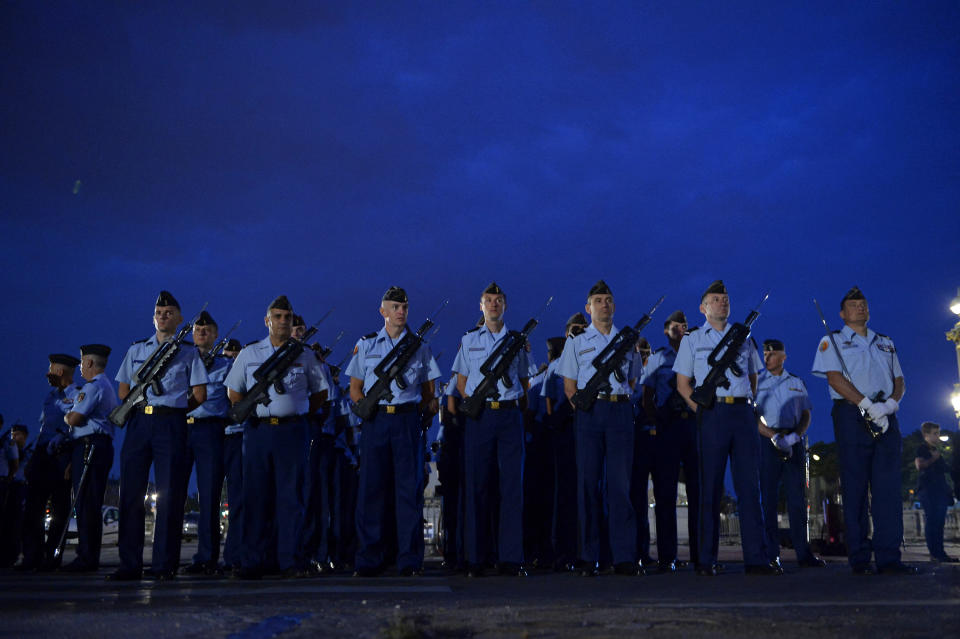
0,279,926,579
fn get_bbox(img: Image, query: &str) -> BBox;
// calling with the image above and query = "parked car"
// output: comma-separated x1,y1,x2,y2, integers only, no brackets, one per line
45,506,119,546
182,511,200,541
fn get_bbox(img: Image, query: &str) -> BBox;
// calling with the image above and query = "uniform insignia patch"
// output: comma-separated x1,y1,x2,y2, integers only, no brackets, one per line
77,392,85,402
469,347,485,352
819,341,828,352
578,347,596,356
353,345,359,355
876,344,896,353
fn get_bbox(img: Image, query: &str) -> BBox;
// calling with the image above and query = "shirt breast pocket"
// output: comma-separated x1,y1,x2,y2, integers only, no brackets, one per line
402,360,424,387
159,360,187,392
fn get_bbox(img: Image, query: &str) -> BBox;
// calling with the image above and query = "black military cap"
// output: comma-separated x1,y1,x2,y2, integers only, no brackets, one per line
482,281,505,297
841,286,866,309
565,312,588,330
194,310,217,327
268,295,293,311
546,336,566,361
637,337,651,352
11,423,28,435
292,314,305,327
701,280,727,302
328,365,341,379
382,287,408,303
224,338,242,352
587,280,613,299
156,290,180,309
663,310,687,328
80,344,112,358
49,353,80,368
763,339,785,352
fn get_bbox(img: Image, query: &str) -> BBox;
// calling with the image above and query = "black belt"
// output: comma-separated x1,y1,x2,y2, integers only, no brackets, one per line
716,396,749,405
485,399,519,410
186,416,225,425
138,404,187,416
378,403,418,414
596,393,630,403
257,415,306,425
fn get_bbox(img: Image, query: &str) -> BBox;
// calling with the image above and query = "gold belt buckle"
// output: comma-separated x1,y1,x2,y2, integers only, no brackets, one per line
186,417,195,424
681,411,689,419
490,401,500,409
722,396,734,404
144,405,154,415
269,417,279,425
610,395,620,402
386,405,396,414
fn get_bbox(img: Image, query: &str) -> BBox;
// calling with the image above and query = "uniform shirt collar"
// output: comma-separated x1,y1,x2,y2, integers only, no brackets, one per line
840,324,876,343
701,321,730,336
376,326,409,342
478,323,508,339
585,323,618,339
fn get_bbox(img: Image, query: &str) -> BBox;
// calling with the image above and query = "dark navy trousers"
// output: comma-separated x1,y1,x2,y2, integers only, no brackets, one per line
355,410,425,572
21,445,71,567
832,401,902,567
119,411,189,573
241,417,310,572
185,418,225,565
653,408,700,565
435,419,465,568
303,430,336,564
464,406,525,566
71,434,113,568
575,400,635,566
631,426,655,562
697,402,767,568
759,434,814,563
549,406,577,568
919,489,950,558
221,432,244,568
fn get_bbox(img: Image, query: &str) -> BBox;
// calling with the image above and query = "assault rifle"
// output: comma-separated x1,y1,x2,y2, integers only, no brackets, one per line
690,293,768,409
460,297,553,419
228,311,332,424
202,320,242,369
352,300,448,421
108,304,208,428
571,296,664,411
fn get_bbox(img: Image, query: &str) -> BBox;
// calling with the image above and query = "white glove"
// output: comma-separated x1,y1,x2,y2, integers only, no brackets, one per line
772,434,791,452
783,433,801,447
873,413,890,434
882,398,899,415
857,397,873,412
867,402,887,421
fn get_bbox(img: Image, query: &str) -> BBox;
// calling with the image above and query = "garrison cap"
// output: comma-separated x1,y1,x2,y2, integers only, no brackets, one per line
587,280,613,299
328,365,341,378
664,310,687,328
155,290,180,309
268,295,293,312
224,338,242,352
194,310,217,327
637,336,651,351
701,280,727,302
565,312,588,330
841,286,866,309
762,339,785,352
11,423,28,435
292,314,305,327
546,337,566,361
482,281,505,297
80,344,112,358
382,287,408,303
49,353,80,367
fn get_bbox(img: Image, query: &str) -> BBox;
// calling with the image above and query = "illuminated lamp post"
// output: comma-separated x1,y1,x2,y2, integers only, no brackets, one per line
946,288,960,421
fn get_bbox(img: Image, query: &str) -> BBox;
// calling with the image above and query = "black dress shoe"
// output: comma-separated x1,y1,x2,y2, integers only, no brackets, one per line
14,562,38,573
658,559,678,574
877,562,919,575
148,569,177,581
695,563,720,577
498,563,527,577
578,563,600,577
106,568,143,581
932,555,960,563
280,567,311,579
850,563,875,575
237,567,262,580
183,562,208,575
398,566,422,577
614,562,638,576
465,564,485,578
799,556,827,568
745,563,782,576
353,566,382,578
61,560,97,573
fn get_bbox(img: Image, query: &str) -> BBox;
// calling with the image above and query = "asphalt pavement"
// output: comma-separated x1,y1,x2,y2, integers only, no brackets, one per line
1,541,958,638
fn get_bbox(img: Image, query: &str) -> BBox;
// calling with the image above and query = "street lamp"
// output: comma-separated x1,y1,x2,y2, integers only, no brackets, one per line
946,287,960,421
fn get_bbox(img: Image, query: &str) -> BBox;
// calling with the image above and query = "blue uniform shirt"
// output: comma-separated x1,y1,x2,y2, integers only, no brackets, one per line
641,345,680,408
451,324,532,402
69,373,120,439
345,326,441,405
754,369,812,431
539,358,567,406
672,323,761,398
811,325,903,400
224,336,329,418
116,335,209,408
188,355,232,419
526,368,547,419
556,323,635,394
38,384,83,444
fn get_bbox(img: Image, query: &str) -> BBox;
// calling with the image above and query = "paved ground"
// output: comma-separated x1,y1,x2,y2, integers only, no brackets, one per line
1,542,958,638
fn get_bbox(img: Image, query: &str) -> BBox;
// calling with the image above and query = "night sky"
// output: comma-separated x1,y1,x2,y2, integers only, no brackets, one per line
2,2,959,481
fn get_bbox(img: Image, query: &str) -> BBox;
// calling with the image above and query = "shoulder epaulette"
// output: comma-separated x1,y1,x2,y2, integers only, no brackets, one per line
875,332,889,339
684,327,700,335
832,329,842,334
244,339,259,347
464,326,481,335
361,332,378,340
132,337,149,345
653,346,665,354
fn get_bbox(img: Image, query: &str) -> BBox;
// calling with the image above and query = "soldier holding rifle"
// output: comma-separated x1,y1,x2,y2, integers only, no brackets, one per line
811,286,915,575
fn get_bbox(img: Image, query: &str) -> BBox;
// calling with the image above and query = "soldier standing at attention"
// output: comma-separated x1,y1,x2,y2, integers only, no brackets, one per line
110,291,208,581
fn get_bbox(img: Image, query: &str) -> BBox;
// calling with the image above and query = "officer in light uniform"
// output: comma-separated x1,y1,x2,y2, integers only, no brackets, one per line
220,338,244,573
641,310,700,573
18,354,82,571
183,310,230,575
225,296,329,579
811,286,915,575
754,339,824,569
557,280,638,576
453,282,531,577
111,291,209,581
62,344,118,572
673,280,773,576
348,286,441,577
